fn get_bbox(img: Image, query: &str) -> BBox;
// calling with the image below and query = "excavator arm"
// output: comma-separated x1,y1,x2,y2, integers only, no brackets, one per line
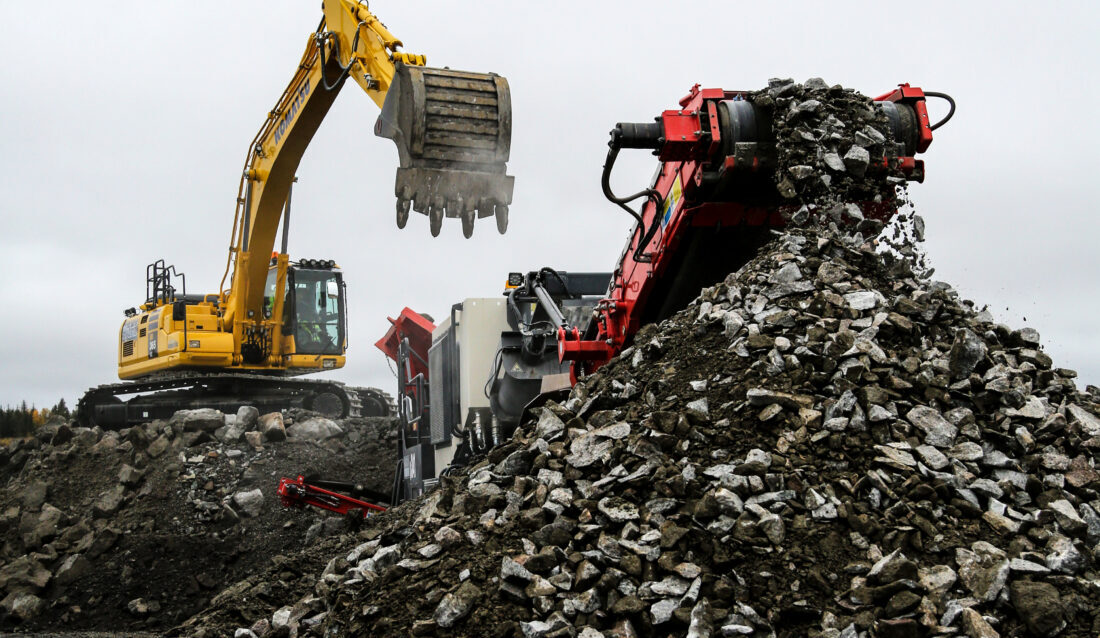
221,0,513,332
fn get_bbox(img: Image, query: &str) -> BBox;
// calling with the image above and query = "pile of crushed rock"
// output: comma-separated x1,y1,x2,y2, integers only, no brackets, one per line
176,222,1098,638
0,406,396,632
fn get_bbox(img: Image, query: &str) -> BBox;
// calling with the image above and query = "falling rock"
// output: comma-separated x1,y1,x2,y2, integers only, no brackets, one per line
1009,580,1065,638
21,480,48,511
434,581,481,628
146,434,171,458
907,406,958,448
286,417,343,441
687,598,712,638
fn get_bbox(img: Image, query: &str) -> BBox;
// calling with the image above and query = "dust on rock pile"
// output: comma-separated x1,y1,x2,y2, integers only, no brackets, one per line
0,407,397,632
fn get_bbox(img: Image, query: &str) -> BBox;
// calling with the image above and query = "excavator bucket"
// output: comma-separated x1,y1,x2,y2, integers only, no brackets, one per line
376,64,514,238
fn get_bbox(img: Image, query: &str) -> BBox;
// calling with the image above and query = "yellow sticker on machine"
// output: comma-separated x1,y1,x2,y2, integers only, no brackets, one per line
661,174,682,228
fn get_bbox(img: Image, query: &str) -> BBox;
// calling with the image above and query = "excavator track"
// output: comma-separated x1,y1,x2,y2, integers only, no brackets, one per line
76,373,394,429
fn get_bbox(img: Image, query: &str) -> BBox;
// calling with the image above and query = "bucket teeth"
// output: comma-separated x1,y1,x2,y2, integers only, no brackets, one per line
377,64,514,237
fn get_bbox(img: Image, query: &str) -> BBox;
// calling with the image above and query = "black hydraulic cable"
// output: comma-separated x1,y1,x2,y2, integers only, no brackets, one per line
538,267,572,298
601,143,665,264
924,91,956,131
317,22,365,92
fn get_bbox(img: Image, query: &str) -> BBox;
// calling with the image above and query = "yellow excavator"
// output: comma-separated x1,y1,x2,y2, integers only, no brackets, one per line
78,1,513,427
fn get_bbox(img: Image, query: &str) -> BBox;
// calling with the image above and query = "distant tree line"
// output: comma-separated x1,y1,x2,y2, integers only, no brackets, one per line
0,399,70,438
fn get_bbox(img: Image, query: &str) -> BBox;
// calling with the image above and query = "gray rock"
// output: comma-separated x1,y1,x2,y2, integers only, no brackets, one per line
236,405,259,430
907,406,958,448
844,290,881,311
92,485,126,518
3,593,45,620
535,408,566,440
1048,499,1087,534
0,557,51,593
650,598,679,624
233,489,264,517
769,263,803,284
918,564,956,594
842,146,870,176
21,481,47,511
948,328,987,379
823,152,846,172
286,417,343,441
1045,536,1085,574
54,554,91,586
1066,404,1100,435
948,441,984,461
959,608,999,638
598,497,640,522
169,408,226,432
118,464,144,487
686,398,709,419
915,445,949,470
956,542,1009,602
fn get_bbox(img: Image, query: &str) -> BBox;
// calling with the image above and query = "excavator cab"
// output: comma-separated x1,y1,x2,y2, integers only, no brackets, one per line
266,261,347,359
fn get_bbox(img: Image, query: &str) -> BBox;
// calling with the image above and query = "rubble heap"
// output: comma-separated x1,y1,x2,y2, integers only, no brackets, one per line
0,407,397,632
184,222,1100,638
753,77,907,207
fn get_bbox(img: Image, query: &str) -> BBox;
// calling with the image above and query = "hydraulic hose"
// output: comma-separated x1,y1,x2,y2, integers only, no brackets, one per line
924,91,956,131
601,142,665,264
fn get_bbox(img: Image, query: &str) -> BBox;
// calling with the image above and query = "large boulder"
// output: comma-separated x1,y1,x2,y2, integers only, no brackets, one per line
169,408,226,433
236,405,260,430
286,417,343,441
260,412,287,442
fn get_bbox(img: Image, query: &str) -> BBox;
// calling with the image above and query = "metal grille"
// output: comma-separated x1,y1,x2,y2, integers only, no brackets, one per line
139,328,147,338
428,338,446,444
122,340,134,357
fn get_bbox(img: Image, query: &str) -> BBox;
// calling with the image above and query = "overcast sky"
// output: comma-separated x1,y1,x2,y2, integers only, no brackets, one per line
1,1,1096,411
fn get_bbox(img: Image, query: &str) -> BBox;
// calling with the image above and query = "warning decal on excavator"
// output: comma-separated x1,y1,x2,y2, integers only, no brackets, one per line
661,175,682,228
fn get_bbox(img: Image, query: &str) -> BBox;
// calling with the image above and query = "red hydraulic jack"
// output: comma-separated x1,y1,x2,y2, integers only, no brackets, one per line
277,475,388,518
